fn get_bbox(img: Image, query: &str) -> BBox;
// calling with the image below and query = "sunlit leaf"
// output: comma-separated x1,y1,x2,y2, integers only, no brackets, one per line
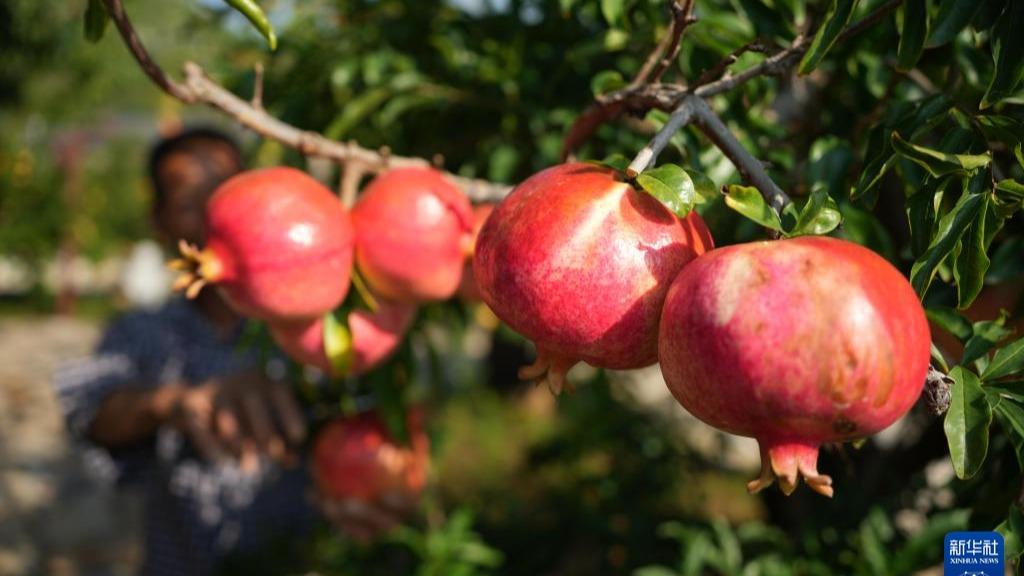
891,132,991,177
636,164,697,218
790,188,842,236
984,336,1024,381
724,185,782,231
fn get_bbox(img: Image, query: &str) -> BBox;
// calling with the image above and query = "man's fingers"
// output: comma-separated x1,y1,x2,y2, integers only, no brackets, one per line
238,393,286,459
182,413,228,463
267,382,307,445
213,406,243,456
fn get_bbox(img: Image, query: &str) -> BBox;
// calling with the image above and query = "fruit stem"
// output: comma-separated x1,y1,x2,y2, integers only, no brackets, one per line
518,347,578,395
747,440,833,498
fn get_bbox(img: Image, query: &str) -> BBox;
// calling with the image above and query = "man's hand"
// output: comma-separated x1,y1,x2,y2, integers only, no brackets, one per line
317,490,419,544
168,372,306,471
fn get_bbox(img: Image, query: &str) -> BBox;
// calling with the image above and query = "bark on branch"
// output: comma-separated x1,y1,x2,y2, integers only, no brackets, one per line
101,0,511,203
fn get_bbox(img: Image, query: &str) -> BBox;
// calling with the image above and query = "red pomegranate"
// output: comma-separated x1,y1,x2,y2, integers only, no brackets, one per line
173,167,353,321
473,163,714,394
658,236,931,497
312,410,429,504
352,167,473,303
456,204,495,301
269,299,416,377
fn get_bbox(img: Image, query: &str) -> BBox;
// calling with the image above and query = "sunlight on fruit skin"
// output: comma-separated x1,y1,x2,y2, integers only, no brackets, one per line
312,411,429,503
185,167,354,321
352,167,473,303
473,163,713,393
269,299,416,377
659,237,931,497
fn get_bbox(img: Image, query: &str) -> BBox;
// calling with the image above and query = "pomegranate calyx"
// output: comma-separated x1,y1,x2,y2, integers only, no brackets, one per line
169,239,223,299
747,441,834,498
517,347,578,395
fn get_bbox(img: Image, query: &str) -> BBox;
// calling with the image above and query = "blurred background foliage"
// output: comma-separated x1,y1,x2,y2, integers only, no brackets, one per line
3,0,1024,574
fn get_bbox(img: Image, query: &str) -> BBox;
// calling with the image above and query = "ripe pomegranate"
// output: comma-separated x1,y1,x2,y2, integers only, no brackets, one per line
352,167,473,303
473,162,714,394
173,167,353,321
457,204,495,301
658,236,930,497
312,410,429,504
269,299,416,377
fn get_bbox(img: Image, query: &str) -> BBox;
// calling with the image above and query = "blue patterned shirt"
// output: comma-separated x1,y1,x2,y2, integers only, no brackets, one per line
54,298,317,576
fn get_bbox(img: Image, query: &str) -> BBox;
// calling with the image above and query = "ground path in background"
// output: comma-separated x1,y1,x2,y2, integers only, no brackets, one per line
0,316,141,576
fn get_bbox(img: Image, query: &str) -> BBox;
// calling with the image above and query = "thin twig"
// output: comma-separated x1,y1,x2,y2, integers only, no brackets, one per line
339,161,368,208
252,62,265,111
626,95,699,177
692,40,770,91
689,97,790,212
694,36,808,97
102,0,511,203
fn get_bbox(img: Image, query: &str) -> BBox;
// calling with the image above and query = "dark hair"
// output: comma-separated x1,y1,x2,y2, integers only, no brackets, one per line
147,126,242,210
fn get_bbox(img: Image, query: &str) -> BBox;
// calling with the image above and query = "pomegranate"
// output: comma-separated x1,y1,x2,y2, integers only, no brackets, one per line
457,204,495,301
312,410,429,504
352,167,473,303
173,167,353,321
269,299,416,377
473,162,714,394
658,236,930,497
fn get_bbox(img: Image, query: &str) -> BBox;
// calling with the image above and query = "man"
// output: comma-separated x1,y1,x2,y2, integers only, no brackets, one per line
55,128,329,575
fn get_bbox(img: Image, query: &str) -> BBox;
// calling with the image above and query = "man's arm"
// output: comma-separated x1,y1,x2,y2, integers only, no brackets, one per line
87,383,185,448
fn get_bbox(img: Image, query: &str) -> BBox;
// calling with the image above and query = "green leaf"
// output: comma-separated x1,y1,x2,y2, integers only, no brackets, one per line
926,306,974,342
590,70,626,97
974,115,1024,145
896,0,929,71
928,0,985,47
981,0,1024,109
984,336,1024,381
633,568,679,576
909,193,986,298
996,505,1024,561
994,398,1024,471
799,0,859,75
323,311,355,377
224,0,278,51
724,185,783,231
601,0,626,26
953,193,991,308
636,164,697,218
1016,143,1024,170
84,0,109,43
962,312,1013,366
943,366,993,479
684,169,719,203
790,188,842,236
891,132,992,177
906,180,943,257
995,179,1024,204
559,0,577,15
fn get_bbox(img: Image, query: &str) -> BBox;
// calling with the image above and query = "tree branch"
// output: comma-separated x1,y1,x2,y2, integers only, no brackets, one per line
101,0,511,203
631,0,698,87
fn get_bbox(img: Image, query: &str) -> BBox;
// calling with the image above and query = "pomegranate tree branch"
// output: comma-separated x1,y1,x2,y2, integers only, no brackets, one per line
626,95,698,176
564,0,903,158
631,0,698,87
101,0,511,203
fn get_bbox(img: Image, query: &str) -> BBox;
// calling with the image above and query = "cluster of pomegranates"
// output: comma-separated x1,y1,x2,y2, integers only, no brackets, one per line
173,160,932,499
172,165,474,504
473,163,931,497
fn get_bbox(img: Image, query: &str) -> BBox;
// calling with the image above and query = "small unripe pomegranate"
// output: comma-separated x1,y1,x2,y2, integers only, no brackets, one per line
473,163,714,393
352,168,473,303
658,236,930,497
312,410,429,504
269,299,416,377
173,167,353,321
457,204,495,301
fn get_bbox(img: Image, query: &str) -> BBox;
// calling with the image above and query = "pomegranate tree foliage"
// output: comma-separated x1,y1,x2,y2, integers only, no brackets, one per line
73,0,1024,573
